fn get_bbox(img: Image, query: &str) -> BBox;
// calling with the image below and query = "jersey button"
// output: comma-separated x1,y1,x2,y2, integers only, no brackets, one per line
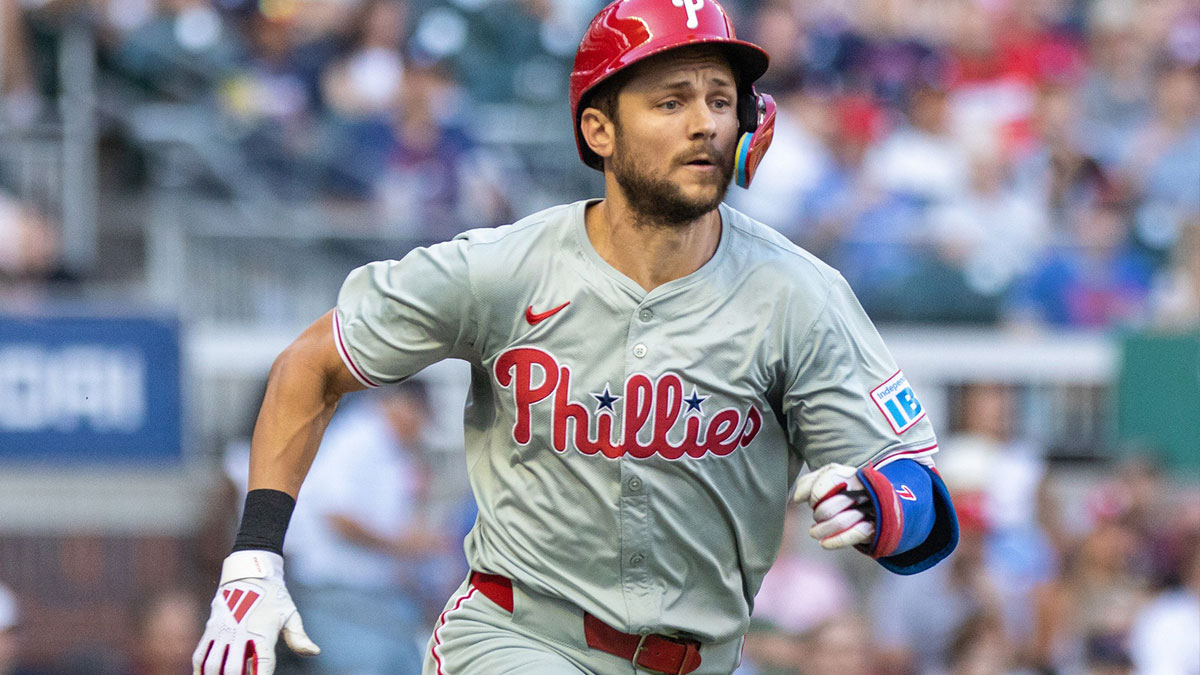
638,308,653,322
629,553,645,566
633,344,647,358
627,477,642,492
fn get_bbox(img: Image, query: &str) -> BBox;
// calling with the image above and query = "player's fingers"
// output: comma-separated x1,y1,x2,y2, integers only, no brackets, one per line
809,480,849,511
820,521,875,550
193,639,213,675
205,642,229,675
248,641,273,675
795,467,843,504
812,492,857,522
796,474,848,508
241,644,251,675
794,464,857,507
792,470,819,503
809,508,865,541
282,612,321,656
254,653,274,675
227,642,250,675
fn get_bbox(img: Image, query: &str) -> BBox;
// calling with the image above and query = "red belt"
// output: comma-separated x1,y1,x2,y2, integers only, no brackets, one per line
469,572,703,675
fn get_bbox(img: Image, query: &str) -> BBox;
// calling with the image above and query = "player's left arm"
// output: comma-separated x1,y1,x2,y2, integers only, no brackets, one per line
783,272,957,575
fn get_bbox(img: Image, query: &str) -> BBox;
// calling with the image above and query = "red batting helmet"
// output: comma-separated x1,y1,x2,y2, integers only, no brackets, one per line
570,0,775,187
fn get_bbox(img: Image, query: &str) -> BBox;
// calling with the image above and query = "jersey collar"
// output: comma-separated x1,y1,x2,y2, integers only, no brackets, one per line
571,199,733,301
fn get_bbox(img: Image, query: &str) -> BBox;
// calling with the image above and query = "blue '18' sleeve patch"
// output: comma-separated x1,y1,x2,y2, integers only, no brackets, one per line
870,370,925,434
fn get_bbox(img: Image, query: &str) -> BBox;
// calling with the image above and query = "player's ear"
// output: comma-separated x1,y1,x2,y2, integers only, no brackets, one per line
580,107,615,163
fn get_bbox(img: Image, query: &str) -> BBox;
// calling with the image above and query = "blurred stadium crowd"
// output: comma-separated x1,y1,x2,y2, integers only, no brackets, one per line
0,0,1198,672
1,0,1198,326
3,380,1198,675
738,382,1199,675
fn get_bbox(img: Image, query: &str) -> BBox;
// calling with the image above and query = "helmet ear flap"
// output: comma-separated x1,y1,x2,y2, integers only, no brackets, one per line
733,90,776,188
736,85,759,137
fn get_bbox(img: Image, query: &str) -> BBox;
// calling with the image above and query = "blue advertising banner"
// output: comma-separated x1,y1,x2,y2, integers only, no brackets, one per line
0,314,182,463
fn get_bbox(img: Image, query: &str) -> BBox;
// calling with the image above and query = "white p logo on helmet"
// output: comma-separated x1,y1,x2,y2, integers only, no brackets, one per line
671,0,704,28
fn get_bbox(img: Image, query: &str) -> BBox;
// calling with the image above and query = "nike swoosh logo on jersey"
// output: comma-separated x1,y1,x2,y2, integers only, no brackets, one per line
526,301,570,325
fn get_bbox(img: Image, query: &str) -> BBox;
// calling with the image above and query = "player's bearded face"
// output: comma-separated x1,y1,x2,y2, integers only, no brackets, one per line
611,129,734,227
607,50,738,227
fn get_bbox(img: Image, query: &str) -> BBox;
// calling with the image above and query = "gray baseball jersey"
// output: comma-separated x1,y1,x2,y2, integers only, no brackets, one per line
333,198,938,644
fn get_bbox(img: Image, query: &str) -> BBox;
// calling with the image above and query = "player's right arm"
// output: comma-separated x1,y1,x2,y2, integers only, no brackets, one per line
248,308,366,497
193,309,365,675
195,240,478,675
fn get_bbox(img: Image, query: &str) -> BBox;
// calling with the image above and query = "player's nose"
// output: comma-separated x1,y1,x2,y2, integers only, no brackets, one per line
685,100,719,140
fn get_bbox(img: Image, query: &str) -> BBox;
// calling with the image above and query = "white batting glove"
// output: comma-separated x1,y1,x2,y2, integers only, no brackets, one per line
793,463,876,550
192,550,319,675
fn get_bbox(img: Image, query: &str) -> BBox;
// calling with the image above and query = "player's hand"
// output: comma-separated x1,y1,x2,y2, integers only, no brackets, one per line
192,550,319,675
793,463,875,550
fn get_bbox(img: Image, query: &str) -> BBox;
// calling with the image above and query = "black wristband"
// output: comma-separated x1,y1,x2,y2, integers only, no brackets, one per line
232,488,296,556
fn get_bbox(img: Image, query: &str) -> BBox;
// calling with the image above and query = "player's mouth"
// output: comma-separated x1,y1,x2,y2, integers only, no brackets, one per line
681,155,717,171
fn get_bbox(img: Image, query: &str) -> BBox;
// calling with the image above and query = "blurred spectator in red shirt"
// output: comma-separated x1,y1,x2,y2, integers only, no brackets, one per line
945,0,1083,163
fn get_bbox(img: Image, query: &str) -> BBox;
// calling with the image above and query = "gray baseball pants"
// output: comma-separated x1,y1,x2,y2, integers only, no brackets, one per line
423,574,744,675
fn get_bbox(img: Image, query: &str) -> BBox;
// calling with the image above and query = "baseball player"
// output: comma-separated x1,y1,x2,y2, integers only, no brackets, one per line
193,0,959,673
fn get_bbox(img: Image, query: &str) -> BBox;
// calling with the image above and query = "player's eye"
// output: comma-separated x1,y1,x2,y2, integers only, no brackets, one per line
711,99,731,110
659,100,680,111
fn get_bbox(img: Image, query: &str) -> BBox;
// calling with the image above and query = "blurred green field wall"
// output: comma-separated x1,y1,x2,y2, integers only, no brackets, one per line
1117,330,1200,473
